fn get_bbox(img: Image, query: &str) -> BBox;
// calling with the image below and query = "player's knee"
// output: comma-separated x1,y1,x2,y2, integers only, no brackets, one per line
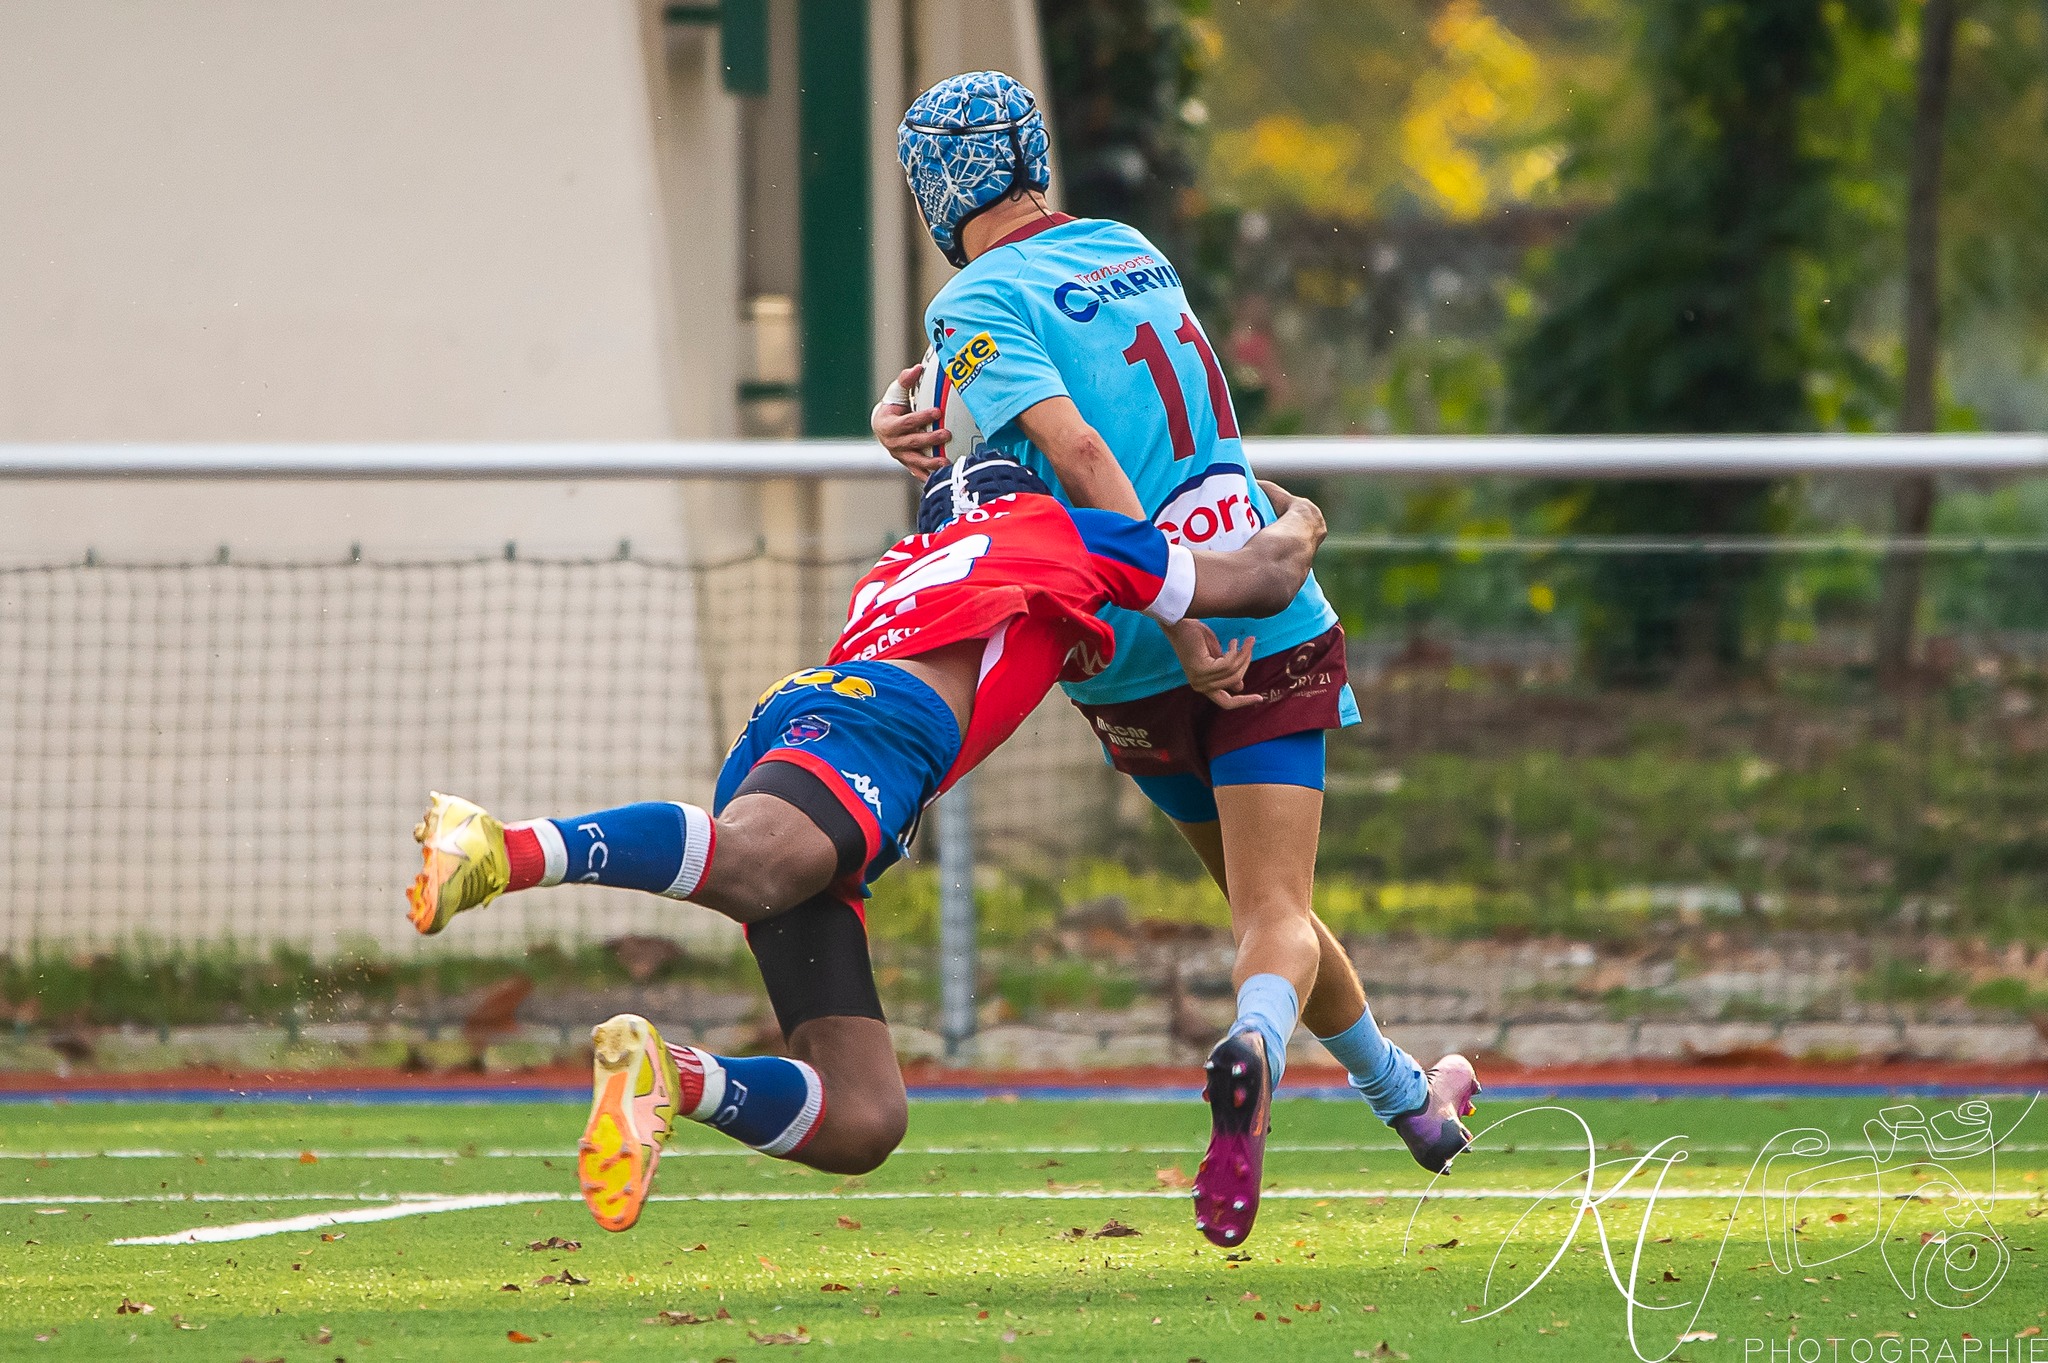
841,1120,908,1175
810,1096,907,1175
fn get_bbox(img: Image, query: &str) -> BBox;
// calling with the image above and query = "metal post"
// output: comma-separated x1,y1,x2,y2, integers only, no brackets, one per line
936,773,977,1059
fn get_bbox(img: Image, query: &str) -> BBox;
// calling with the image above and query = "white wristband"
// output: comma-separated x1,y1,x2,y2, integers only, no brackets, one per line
872,376,914,431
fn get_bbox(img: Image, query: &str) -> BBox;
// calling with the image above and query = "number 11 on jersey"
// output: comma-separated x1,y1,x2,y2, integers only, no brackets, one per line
1121,312,1241,460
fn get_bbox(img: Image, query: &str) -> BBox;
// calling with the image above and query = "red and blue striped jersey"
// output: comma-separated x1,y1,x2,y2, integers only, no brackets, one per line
828,493,1195,787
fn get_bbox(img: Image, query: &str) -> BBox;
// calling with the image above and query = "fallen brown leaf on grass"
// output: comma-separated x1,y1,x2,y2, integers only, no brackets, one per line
500,1283,521,1292
116,1298,153,1315
1829,1213,1849,1223
506,1330,537,1343
1155,1167,1194,1190
648,1310,712,1326
1663,1270,1681,1282
1295,1301,1323,1312
310,1328,333,1344
1358,1345,1409,1360
758,1256,782,1271
528,1236,581,1251
748,1326,812,1345
1093,1220,1141,1238
861,1305,880,1318
820,1282,850,1292
320,1232,345,1243
536,1271,589,1286
297,1151,318,1164
836,1215,861,1230
1435,1237,1460,1249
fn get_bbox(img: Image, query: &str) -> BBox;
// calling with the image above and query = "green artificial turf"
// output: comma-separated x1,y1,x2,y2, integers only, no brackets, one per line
0,1096,2043,1361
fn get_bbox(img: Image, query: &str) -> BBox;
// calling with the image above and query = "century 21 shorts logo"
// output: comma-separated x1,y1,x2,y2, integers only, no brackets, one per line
944,332,999,388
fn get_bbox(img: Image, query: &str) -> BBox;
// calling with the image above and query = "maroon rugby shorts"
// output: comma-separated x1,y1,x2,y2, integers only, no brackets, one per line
1074,625,1351,782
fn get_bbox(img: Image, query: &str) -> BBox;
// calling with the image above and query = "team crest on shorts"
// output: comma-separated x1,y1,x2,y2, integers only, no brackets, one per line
781,715,832,746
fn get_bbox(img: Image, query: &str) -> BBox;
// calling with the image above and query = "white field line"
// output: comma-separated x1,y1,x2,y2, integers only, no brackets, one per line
111,1193,560,1245
23,1139,2018,1160
5,1191,505,1205
96,1180,2048,1248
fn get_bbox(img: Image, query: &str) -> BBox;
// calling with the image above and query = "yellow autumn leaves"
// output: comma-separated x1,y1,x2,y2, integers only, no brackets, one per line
1206,0,1568,221
1402,0,1561,218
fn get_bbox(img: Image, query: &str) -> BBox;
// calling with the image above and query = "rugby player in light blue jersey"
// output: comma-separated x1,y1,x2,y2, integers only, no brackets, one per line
873,71,1479,1248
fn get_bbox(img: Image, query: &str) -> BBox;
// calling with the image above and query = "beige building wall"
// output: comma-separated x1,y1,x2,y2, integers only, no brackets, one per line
0,0,706,443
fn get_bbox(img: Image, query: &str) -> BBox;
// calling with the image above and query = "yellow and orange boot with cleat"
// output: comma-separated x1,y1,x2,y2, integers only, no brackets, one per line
579,1013,688,1233
405,791,510,935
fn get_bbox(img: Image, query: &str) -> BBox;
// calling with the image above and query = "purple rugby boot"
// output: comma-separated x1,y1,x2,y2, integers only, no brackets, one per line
1389,1054,1482,1174
1192,1030,1272,1248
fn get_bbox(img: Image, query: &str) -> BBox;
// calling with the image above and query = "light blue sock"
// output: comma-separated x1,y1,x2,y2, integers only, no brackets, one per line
1227,974,1299,1087
1316,1001,1426,1121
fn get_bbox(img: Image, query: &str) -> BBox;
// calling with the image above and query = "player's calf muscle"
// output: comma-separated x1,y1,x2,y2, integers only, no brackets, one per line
787,1017,908,1174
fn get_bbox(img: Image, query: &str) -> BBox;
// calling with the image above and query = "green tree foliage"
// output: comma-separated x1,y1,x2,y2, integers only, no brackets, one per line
1899,0,2048,428
1039,0,1208,255
1507,0,1892,684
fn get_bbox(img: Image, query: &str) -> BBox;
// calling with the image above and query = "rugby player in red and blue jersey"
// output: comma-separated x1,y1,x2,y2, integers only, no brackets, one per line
402,456,1325,1235
877,71,1479,1247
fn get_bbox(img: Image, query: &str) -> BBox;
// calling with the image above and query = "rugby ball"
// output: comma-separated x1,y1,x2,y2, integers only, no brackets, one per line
912,342,986,465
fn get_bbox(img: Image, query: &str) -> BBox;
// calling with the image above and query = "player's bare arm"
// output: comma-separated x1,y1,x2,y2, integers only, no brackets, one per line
1184,488,1325,620
1011,395,1145,519
1158,487,1325,706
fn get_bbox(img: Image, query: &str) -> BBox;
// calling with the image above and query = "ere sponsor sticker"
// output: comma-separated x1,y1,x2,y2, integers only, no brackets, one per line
944,331,1000,388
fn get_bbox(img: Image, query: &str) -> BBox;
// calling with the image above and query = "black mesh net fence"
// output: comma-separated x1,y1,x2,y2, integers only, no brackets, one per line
7,532,2048,961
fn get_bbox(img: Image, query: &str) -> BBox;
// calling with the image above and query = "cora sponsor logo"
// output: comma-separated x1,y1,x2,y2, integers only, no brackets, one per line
1152,465,1264,550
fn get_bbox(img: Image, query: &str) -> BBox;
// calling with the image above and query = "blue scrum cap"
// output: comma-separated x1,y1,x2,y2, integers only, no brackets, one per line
898,70,1052,268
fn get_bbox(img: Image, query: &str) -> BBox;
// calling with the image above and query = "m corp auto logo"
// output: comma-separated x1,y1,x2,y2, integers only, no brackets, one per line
1152,465,1264,550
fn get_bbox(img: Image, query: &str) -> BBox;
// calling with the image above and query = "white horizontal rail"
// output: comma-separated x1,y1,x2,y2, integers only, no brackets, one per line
1,433,2044,479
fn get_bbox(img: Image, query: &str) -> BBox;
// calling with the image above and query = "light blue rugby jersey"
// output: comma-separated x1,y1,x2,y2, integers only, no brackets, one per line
925,214,1354,712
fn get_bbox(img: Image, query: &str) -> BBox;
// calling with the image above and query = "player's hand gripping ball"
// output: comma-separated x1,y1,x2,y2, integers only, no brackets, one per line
872,344,986,475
